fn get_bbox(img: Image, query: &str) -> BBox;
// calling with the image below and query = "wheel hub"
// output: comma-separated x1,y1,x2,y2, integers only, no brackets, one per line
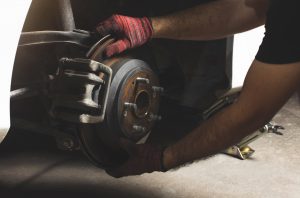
74,37,163,167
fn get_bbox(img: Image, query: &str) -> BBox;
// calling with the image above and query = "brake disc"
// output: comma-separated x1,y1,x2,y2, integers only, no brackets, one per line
77,37,163,168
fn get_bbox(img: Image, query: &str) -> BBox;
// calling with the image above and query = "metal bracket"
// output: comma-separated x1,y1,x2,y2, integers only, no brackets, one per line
50,58,112,124
19,30,95,49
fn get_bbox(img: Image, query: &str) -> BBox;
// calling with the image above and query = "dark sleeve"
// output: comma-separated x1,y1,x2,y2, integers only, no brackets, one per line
255,0,300,64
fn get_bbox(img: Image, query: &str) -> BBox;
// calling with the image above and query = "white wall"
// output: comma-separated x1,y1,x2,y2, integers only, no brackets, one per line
0,0,32,143
232,26,265,87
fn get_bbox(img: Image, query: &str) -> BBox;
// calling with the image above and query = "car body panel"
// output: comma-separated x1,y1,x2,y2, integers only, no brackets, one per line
0,0,32,143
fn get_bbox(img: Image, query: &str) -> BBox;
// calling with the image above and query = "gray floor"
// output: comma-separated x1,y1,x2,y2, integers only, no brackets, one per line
1,95,300,198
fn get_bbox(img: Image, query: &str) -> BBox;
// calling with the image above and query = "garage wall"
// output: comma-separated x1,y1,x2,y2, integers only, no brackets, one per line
232,26,265,87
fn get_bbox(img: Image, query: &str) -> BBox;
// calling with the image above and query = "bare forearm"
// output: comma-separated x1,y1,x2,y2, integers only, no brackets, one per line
163,60,300,169
163,100,266,169
151,0,269,40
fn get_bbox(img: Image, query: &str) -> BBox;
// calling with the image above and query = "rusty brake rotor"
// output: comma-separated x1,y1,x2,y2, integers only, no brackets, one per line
77,35,163,168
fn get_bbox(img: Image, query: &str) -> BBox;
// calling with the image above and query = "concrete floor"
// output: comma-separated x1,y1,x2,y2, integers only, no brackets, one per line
1,95,300,198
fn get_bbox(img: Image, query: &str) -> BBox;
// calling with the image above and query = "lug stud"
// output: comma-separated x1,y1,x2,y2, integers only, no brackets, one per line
149,114,162,121
124,102,137,110
136,77,150,84
152,86,164,98
133,125,146,133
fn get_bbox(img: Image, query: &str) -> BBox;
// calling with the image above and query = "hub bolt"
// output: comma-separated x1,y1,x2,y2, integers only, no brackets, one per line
152,86,164,98
124,102,137,110
133,125,147,133
136,77,150,84
149,114,162,121
152,86,164,93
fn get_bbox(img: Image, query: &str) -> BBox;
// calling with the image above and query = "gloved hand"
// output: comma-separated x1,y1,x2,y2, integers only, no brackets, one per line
106,139,166,178
96,15,153,57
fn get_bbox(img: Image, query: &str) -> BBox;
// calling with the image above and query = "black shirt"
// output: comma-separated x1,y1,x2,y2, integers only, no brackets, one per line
255,0,300,64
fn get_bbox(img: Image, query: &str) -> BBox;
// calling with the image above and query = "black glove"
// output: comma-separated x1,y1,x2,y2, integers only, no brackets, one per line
106,139,166,178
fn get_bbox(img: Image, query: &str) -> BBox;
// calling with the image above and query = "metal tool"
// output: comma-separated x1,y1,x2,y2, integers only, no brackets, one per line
223,122,284,160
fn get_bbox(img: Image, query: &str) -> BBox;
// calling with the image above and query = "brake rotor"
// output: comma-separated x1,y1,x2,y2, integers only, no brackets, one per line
77,37,162,168
106,59,160,140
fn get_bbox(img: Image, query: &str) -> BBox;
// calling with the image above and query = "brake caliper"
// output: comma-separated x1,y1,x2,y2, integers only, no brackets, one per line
50,58,112,124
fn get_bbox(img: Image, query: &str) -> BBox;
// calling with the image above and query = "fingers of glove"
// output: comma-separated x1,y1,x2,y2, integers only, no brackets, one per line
104,39,130,57
106,160,140,178
118,138,139,156
96,16,118,36
96,23,110,36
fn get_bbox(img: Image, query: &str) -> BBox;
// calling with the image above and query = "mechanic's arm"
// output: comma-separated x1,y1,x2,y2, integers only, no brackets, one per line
152,0,269,40
107,60,300,178
96,0,269,57
163,60,300,169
